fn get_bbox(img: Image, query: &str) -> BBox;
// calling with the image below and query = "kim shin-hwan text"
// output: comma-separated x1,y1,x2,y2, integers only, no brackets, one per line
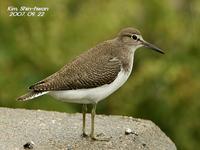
8,6,49,17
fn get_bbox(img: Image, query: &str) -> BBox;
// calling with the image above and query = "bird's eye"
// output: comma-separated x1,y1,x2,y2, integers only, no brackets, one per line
131,34,138,40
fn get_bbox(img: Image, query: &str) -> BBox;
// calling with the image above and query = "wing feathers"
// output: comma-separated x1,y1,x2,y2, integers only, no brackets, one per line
29,56,121,92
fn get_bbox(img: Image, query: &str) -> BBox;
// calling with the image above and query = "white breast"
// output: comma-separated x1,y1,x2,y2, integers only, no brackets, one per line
49,68,132,104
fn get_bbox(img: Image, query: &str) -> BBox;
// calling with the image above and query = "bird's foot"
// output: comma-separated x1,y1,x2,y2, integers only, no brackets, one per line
81,132,89,138
90,133,111,141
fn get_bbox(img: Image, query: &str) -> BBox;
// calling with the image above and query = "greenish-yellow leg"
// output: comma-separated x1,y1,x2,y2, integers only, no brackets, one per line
90,103,111,141
82,104,88,137
90,103,96,139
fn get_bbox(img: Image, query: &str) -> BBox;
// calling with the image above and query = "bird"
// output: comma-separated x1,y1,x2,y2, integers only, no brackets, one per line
17,27,164,141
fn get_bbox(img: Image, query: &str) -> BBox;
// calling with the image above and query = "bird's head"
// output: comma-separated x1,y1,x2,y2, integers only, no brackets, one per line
118,27,164,54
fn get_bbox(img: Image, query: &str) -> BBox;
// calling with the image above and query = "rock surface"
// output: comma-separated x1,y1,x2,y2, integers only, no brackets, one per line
0,107,176,150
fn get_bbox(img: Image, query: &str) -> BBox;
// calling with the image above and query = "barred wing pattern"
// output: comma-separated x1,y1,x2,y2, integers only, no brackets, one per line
29,55,121,92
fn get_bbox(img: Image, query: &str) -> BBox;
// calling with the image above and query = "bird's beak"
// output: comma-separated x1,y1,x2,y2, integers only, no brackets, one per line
140,39,164,54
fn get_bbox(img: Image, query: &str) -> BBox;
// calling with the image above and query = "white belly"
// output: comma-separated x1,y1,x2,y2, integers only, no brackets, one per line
49,69,132,104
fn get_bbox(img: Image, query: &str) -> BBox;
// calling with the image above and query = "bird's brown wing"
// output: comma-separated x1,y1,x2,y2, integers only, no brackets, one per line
29,55,121,92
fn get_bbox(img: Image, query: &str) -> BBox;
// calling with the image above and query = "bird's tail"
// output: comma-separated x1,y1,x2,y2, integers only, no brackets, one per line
17,91,49,101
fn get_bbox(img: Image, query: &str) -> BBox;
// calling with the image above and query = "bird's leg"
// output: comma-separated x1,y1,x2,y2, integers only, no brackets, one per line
81,104,88,137
90,103,96,140
90,103,111,141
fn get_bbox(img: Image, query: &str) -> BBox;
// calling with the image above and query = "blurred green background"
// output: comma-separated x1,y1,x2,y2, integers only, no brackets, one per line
0,0,200,149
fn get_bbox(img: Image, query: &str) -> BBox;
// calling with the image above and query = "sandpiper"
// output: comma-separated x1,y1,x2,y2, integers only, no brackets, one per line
17,27,164,141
